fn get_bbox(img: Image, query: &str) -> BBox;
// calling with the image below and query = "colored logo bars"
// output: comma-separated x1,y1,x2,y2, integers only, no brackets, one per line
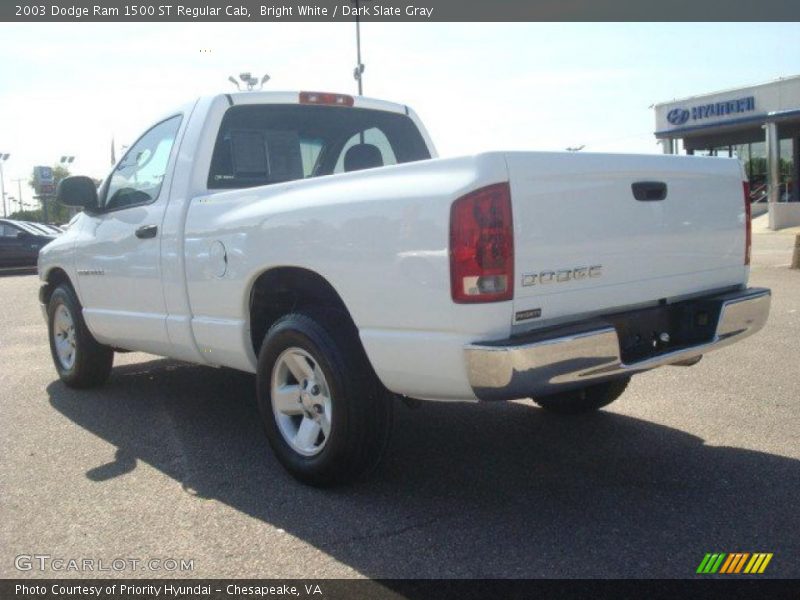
696,552,773,574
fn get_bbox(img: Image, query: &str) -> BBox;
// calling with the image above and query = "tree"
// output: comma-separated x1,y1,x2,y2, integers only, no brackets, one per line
8,208,46,221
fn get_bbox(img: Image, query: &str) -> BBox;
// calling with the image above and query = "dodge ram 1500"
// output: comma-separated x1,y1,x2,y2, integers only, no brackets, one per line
39,90,770,485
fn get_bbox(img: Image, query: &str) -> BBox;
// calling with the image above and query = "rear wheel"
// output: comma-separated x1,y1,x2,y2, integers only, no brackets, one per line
533,377,630,415
256,310,392,486
47,284,114,388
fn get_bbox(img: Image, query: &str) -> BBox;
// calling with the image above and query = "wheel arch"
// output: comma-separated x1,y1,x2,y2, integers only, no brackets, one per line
40,267,76,307
247,266,362,358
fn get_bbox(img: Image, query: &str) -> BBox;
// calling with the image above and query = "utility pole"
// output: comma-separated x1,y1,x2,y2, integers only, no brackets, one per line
0,154,9,218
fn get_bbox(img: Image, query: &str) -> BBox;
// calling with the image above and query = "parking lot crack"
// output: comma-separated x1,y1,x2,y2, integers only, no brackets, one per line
325,513,447,548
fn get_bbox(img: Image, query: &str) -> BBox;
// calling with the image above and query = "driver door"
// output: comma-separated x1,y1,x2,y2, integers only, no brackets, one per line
0,222,41,266
73,115,183,355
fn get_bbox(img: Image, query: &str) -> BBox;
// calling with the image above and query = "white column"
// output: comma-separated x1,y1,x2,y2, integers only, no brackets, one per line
765,122,780,204
0,161,6,218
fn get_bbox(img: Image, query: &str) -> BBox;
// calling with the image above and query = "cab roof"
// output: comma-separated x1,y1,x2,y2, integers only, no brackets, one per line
210,91,409,115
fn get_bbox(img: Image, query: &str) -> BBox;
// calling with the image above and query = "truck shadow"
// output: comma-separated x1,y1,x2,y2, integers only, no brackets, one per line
47,358,799,578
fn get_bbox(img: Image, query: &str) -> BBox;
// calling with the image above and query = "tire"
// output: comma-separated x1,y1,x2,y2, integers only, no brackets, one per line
256,310,393,486
533,377,630,415
47,284,114,388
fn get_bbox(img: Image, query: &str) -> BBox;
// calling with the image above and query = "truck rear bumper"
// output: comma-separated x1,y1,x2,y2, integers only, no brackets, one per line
465,287,770,401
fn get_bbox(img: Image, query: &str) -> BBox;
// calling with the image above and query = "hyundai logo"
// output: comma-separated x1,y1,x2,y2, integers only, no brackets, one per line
667,108,690,126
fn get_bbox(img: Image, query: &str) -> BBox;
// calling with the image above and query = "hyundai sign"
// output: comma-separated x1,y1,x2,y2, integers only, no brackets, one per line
33,165,55,195
656,76,800,136
666,96,756,127
33,166,54,183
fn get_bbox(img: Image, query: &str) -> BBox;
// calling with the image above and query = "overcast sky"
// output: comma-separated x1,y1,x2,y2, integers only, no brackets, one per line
0,22,798,206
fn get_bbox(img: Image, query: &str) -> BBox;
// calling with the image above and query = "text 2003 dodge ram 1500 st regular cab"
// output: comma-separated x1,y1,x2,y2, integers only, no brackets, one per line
39,91,770,485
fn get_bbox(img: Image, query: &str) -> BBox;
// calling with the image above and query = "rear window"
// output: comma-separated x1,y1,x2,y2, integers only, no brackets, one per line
24,222,52,235
207,104,431,190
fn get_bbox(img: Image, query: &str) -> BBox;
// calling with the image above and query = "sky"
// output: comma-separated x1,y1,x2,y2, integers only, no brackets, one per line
0,22,798,209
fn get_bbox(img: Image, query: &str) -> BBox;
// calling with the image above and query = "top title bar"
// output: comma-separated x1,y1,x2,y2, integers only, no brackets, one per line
4,0,800,21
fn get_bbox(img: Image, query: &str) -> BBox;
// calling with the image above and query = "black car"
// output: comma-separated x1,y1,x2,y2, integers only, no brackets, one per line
0,219,56,268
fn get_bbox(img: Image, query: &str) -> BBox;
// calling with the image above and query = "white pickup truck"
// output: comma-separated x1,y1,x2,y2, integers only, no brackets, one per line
40,91,770,485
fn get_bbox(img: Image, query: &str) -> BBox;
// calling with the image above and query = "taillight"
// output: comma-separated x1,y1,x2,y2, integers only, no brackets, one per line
299,91,354,107
449,182,514,303
744,181,751,265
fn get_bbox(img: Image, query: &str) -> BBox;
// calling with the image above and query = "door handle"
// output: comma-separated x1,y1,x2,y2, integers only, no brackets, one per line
135,225,158,239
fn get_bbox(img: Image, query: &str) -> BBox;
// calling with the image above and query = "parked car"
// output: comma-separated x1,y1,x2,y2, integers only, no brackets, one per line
25,221,63,236
38,91,770,485
0,219,55,268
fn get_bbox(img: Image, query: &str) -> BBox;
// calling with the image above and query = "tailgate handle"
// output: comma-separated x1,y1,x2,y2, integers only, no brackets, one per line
632,181,667,201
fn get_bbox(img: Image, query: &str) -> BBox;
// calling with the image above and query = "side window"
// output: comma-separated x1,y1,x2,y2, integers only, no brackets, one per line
1,223,23,237
334,127,398,173
300,138,323,177
104,115,182,211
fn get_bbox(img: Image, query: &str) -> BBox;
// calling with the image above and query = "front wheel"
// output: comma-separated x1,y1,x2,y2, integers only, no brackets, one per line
47,284,114,388
533,377,630,415
256,310,392,486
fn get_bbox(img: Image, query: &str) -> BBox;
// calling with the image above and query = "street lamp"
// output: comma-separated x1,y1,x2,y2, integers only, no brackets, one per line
0,153,10,218
57,157,77,219
11,178,25,214
228,72,270,91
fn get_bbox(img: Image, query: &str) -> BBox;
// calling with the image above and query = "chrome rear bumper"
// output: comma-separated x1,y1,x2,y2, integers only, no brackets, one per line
466,287,770,401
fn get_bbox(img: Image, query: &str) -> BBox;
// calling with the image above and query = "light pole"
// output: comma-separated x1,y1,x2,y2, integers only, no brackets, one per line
351,0,369,96
58,156,76,218
0,153,9,218
11,178,24,214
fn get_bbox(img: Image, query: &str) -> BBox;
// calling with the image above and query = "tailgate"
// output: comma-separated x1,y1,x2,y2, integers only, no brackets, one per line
505,151,748,328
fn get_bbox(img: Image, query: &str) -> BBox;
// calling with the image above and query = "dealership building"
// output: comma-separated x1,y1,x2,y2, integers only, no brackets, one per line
654,75,800,229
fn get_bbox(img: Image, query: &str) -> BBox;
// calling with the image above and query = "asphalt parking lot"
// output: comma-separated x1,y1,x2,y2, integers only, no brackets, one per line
1,228,798,579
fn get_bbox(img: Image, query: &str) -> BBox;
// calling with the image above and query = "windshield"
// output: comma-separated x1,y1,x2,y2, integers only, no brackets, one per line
208,104,431,190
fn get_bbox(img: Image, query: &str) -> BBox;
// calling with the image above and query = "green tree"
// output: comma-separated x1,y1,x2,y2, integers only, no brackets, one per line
8,208,46,221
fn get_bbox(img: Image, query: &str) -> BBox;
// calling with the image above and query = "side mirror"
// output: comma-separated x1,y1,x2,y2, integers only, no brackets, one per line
16,230,32,239
56,176,99,210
